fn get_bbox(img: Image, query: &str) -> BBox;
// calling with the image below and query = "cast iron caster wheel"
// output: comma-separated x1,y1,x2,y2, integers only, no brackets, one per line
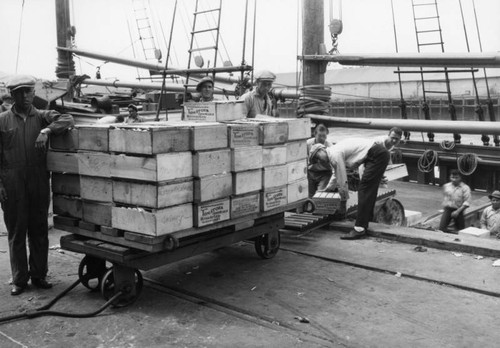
78,256,106,291
374,198,405,226
254,232,280,259
100,268,143,308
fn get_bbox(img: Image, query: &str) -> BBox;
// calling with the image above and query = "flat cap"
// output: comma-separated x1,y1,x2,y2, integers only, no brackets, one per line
196,76,214,92
254,70,276,82
488,190,500,200
6,75,36,91
127,103,138,111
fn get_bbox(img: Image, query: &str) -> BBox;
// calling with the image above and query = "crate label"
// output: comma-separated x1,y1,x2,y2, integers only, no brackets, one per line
261,187,287,211
231,194,260,218
197,199,230,226
184,102,216,122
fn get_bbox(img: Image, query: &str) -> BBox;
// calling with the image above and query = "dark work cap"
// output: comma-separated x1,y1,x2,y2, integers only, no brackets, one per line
488,190,500,200
6,75,36,91
127,104,138,111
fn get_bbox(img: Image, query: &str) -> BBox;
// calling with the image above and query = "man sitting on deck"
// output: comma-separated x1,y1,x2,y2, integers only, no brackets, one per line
124,104,145,124
438,169,471,233
480,190,500,238
320,127,403,240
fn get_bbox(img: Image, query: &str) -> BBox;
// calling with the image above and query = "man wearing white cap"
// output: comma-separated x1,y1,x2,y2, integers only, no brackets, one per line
195,76,215,102
0,75,74,295
242,70,278,118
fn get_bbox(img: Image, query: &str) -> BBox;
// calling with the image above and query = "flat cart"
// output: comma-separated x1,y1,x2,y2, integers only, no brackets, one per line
58,201,305,307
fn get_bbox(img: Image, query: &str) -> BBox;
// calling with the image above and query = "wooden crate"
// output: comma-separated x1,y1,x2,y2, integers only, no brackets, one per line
53,195,82,219
80,176,112,203
262,165,288,189
77,125,109,152
194,198,230,227
50,128,79,152
190,122,228,150
83,201,113,226
194,173,232,203
231,192,260,219
311,192,342,215
112,178,193,209
233,169,262,195
227,123,260,148
109,125,191,154
262,145,287,166
78,152,112,178
51,173,80,196
193,149,231,177
261,186,288,211
231,119,288,145
384,163,409,181
47,151,79,174
280,117,311,141
111,152,192,182
286,140,308,163
231,146,263,172
184,101,246,122
287,159,308,183
112,203,193,236
287,178,308,203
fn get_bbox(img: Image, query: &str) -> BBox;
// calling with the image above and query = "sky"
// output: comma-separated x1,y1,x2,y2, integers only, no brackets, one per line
0,0,499,83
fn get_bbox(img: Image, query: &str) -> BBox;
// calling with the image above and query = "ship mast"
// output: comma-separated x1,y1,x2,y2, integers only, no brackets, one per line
302,0,326,85
55,0,75,79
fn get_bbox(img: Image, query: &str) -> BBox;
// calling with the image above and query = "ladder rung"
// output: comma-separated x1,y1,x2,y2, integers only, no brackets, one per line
189,45,217,53
137,26,152,30
418,42,443,46
194,8,221,15
417,29,441,34
192,28,218,34
415,16,439,20
424,90,449,94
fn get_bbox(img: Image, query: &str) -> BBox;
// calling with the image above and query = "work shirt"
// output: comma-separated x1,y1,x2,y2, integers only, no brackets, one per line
480,206,500,235
242,90,274,118
324,137,376,192
0,105,74,184
373,135,394,151
307,137,333,172
442,182,471,209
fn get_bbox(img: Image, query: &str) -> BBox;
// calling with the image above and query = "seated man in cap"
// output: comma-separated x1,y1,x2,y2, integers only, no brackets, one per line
194,76,215,102
480,190,500,238
242,70,278,118
0,75,74,295
125,104,145,124
307,123,333,197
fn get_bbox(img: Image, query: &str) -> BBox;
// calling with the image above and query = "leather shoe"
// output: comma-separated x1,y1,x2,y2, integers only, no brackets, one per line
340,229,366,240
31,278,53,289
11,285,26,296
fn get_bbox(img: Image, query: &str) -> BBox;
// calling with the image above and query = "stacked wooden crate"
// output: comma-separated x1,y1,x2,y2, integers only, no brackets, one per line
48,116,310,249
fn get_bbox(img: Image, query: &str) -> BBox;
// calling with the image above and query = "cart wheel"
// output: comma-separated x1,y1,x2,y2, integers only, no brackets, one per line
254,232,280,259
78,256,105,291
373,198,405,226
302,199,316,213
163,235,180,251
100,268,143,308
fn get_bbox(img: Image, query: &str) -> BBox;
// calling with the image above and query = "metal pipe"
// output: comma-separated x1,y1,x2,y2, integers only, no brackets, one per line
306,114,500,134
300,52,500,68
56,46,248,84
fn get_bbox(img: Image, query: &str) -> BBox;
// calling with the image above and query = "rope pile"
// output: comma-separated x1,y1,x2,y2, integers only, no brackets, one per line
417,150,438,173
297,85,331,117
457,153,479,176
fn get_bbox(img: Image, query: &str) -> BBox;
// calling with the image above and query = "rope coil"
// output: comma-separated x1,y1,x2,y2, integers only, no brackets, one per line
457,153,479,176
439,140,456,151
297,85,331,117
418,150,438,173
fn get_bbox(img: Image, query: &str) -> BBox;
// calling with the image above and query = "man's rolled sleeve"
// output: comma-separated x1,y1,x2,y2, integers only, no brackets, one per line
42,110,75,135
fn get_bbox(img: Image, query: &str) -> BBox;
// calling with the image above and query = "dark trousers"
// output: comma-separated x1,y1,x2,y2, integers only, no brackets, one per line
355,144,390,229
438,207,465,233
307,171,332,197
2,167,50,286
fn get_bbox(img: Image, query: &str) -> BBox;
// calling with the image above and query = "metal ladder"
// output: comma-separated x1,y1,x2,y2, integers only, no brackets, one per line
410,0,459,142
132,0,160,63
183,0,223,107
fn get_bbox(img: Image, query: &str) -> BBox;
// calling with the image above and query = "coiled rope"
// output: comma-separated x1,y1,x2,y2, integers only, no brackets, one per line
297,85,331,117
440,140,456,151
457,153,479,176
417,150,438,173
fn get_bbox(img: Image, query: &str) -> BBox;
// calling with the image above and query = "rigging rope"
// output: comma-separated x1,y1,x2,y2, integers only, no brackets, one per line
439,140,456,151
417,149,438,173
297,85,331,117
15,0,26,73
457,153,479,176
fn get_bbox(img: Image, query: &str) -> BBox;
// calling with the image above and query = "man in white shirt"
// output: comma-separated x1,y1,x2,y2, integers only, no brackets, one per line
242,70,278,118
480,190,500,237
320,127,403,239
307,123,333,196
